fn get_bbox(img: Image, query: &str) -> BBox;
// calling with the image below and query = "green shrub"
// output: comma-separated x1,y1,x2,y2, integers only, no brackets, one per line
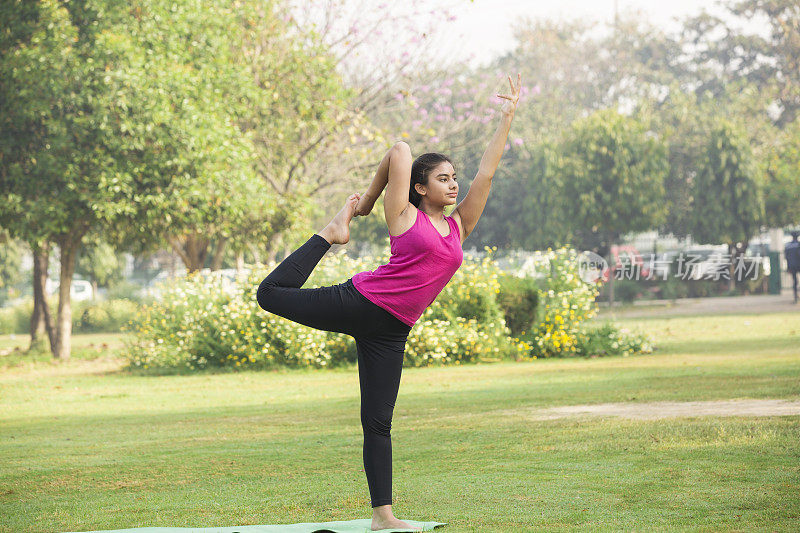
78,305,110,332
656,271,767,299
0,300,33,335
121,245,659,373
740,272,768,294
657,276,689,300
574,322,654,358
76,299,139,333
106,280,147,302
610,278,643,303
121,247,533,373
496,273,539,336
685,279,718,297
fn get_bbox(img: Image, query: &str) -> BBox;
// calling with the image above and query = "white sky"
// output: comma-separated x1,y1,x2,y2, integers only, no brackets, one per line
288,0,771,75
442,0,770,68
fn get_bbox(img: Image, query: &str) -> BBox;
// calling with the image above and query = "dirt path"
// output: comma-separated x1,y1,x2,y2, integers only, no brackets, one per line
598,289,800,319
500,399,800,420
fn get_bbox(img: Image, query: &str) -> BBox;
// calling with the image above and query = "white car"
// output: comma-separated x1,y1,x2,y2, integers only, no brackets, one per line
45,278,95,302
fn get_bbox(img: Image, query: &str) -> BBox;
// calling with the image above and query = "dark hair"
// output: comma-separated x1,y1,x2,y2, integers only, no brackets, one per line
791,230,800,240
409,152,455,208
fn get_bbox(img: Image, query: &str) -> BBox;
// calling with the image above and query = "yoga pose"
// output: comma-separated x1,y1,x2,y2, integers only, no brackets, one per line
256,74,521,531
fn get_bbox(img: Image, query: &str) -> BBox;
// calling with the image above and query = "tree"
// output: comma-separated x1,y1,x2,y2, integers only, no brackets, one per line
763,119,800,229
467,140,570,251
674,0,800,127
75,239,125,296
269,0,482,254
0,0,77,355
633,77,776,241
557,108,669,303
690,119,765,290
0,0,257,359
29,241,56,351
446,15,672,251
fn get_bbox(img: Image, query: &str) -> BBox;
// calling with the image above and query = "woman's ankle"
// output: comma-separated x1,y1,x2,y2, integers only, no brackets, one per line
372,503,393,517
316,230,334,245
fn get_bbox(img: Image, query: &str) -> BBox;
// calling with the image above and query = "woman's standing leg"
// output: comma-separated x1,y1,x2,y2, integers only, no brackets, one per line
354,323,418,531
356,335,406,508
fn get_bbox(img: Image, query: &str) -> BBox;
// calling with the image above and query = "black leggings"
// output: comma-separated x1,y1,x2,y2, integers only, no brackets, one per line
256,233,413,508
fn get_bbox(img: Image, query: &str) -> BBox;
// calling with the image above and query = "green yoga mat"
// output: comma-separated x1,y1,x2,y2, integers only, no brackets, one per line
64,518,447,533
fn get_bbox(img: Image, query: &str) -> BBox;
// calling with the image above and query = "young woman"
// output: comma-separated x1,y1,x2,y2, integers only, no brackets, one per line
256,74,521,531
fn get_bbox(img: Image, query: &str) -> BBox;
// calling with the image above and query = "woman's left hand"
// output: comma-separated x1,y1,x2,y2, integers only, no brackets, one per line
496,73,521,116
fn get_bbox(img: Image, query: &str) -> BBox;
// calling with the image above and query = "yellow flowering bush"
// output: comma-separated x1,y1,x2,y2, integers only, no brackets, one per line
528,247,600,358
409,247,530,366
122,244,531,372
122,269,354,372
121,243,654,372
524,247,655,358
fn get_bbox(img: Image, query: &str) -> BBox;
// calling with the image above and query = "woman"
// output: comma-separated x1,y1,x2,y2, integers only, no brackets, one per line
256,73,521,531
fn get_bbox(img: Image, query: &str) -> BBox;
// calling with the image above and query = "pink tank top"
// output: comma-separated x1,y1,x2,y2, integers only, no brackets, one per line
351,208,463,327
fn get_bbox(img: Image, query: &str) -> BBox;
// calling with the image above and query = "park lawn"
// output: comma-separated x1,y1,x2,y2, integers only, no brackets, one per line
0,312,799,532
0,333,131,372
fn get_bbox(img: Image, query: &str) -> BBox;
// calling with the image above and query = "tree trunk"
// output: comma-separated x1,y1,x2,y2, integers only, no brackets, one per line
53,232,82,361
235,251,244,273
729,241,749,293
210,237,228,271
608,253,616,307
30,241,56,351
264,233,282,265
247,243,261,265
170,233,208,272
728,243,736,293
265,246,278,265
169,250,177,277
606,249,616,306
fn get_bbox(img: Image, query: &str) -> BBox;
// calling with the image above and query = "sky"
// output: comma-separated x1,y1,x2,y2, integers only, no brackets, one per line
289,0,771,75
439,0,771,69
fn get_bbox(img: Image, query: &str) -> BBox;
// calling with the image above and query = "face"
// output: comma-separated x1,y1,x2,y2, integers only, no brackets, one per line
417,161,458,206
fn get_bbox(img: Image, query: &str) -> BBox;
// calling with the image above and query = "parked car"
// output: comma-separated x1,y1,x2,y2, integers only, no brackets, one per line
45,278,94,302
649,251,680,279
599,245,652,281
671,247,766,280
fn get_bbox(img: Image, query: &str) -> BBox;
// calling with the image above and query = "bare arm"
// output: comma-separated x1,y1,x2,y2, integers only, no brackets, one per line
355,142,409,217
455,74,521,238
354,146,391,217
477,111,514,179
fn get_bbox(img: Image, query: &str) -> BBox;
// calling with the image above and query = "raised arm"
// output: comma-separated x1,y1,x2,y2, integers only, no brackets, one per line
454,73,521,239
355,141,412,219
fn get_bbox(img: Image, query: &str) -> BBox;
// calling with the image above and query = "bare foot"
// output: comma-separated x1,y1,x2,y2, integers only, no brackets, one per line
371,516,420,531
318,193,360,245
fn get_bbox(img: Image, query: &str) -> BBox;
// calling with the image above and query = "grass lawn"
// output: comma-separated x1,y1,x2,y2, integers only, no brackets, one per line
1,312,799,532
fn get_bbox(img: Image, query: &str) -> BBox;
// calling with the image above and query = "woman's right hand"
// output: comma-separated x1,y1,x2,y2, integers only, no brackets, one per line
497,73,521,116
354,192,374,217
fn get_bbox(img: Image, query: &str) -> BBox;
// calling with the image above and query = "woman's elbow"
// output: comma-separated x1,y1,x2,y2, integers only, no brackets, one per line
393,141,411,155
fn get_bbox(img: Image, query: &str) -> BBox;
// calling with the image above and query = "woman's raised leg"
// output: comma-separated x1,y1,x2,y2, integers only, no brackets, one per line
256,194,362,335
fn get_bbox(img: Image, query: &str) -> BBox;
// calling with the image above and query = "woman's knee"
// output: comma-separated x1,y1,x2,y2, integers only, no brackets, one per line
361,410,393,437
256,278,276,310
